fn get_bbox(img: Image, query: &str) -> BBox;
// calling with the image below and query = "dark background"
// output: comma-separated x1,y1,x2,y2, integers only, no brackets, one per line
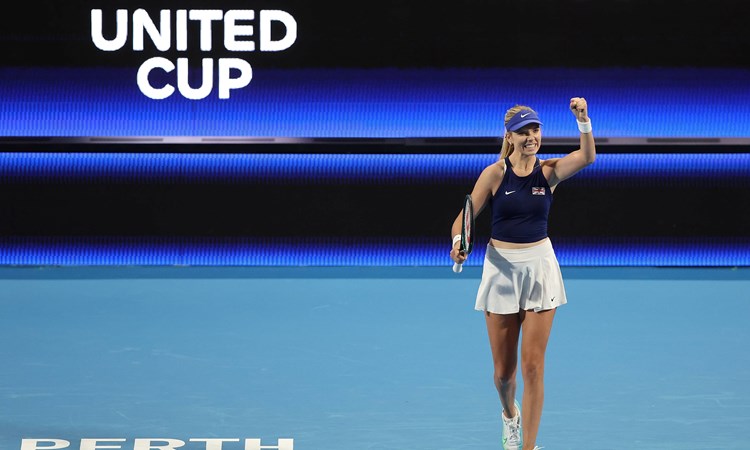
2,0,749,257
2,145,749,249
3,0,749,69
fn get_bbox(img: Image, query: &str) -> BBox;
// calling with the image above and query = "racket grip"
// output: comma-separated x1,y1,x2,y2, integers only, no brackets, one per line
452,262,463,273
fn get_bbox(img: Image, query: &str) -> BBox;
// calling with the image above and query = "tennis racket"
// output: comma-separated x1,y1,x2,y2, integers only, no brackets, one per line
452,194,474,273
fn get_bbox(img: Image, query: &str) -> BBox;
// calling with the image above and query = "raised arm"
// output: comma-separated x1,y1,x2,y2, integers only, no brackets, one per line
547,97,596,186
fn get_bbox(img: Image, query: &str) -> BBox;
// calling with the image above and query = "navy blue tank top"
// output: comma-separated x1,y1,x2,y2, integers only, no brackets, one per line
491,157,553,243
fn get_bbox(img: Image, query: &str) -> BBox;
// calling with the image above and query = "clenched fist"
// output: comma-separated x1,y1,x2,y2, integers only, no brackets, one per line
570,97,589,123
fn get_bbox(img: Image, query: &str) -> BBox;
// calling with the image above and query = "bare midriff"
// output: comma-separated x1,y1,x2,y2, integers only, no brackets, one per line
489,237,549,249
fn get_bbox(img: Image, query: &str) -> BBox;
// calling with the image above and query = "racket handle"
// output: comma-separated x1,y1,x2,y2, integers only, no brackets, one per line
452,262,463,273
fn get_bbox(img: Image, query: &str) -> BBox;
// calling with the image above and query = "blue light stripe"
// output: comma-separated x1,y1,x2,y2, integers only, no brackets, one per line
2,153,749,185
1,67,749,138
0,237,747,267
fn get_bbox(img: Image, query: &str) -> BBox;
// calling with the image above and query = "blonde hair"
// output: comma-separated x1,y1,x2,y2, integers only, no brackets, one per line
499,105,537,160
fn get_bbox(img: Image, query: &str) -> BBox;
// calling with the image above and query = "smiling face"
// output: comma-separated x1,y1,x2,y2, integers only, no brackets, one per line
507,123,542,155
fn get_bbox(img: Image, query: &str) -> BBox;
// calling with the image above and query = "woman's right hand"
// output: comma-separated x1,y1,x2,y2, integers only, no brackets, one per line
451,245,467,265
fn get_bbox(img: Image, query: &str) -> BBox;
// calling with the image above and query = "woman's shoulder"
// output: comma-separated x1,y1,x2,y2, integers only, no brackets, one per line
482,159,506,178
491,158,507,171
474,160,506,193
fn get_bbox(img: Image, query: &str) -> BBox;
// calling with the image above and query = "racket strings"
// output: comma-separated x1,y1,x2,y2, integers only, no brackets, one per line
462,195,474,254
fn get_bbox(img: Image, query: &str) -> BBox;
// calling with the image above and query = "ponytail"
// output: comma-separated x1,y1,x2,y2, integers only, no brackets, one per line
499,138,513,160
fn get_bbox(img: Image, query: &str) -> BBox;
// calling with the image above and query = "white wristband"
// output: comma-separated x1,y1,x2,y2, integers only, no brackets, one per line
577,120,592,134
452,234,462,247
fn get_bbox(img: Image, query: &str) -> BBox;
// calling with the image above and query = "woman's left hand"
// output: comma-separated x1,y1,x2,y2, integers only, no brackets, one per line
570,97,589,122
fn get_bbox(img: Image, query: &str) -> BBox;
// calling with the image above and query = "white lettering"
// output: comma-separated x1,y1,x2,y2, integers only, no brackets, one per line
224,10,255,52
188,439,240,450
244,439,294,450
91,9,128,51
177,58,214,100
137,57,250,99
133,9,171,51
21,439,70,450
176,10,188,51
21,438,294,450
133,438,186,450
218,58,253,99
91,9,297,52
137,57,175,100
189,10,223,51
81,439,126,450
91,8,294,99
259,10,297,52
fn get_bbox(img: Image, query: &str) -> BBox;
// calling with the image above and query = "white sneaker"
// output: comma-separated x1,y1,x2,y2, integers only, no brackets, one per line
502,400,522,450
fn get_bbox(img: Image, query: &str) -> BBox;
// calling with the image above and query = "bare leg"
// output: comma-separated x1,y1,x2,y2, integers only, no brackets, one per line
484,311,522,419
519,308,556,450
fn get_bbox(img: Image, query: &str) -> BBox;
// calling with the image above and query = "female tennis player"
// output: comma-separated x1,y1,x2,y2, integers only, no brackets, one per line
450,98,595,450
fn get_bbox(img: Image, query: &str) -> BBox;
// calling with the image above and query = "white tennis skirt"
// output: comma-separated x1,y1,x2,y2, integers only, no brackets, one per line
475,238,567,314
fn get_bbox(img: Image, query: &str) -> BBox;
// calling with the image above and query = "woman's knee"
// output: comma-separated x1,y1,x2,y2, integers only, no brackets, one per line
521,358,545,384
493,365,516,386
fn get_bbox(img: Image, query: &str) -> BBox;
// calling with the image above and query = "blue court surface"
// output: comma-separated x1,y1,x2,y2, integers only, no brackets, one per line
1,266,749,450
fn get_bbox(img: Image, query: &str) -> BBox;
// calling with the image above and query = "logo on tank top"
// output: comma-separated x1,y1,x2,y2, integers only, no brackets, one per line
531,187,546,195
